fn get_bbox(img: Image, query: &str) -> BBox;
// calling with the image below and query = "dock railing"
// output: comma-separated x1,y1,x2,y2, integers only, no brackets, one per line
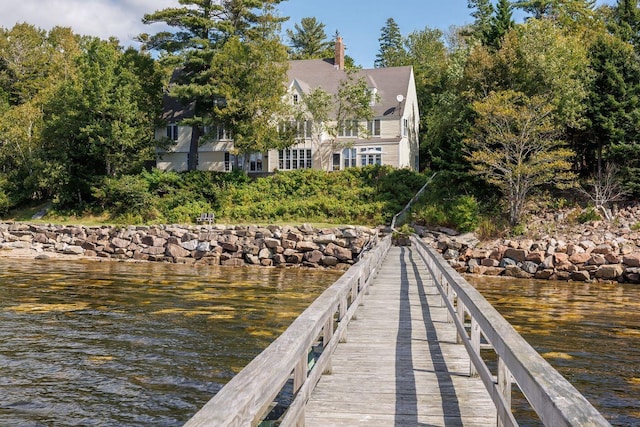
184,234,392,427
411,235,610,427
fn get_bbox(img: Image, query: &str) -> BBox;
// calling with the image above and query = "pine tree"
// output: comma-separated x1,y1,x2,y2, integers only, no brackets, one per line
467,0,495,45
140,0,291,171
375,18,407,68
609,0,640,49
287,17,333,59
488,0,515,49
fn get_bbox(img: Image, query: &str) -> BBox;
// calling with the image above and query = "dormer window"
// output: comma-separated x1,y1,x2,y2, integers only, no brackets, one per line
369,88,378,106
292,93,299,104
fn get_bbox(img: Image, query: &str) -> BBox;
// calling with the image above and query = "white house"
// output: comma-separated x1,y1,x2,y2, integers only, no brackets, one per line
155,37,420,173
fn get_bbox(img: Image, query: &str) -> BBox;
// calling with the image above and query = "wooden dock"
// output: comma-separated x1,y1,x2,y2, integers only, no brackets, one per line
304,246,497,426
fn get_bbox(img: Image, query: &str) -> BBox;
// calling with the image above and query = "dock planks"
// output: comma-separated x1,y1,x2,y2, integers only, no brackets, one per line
305,246,497,426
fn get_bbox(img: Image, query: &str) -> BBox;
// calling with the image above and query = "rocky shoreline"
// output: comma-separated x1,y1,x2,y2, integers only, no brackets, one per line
4,204,640,284
0,222,378,270
416,204,640,284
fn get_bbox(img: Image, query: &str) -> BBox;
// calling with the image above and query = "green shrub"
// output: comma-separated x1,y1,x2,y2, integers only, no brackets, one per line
577,207,601,224
450,195,479,233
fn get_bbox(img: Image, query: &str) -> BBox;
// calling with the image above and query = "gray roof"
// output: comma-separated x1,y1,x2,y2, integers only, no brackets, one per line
162,61,413,122
287,59,413,117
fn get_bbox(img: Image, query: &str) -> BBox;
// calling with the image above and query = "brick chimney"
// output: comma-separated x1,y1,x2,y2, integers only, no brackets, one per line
334,36,345,70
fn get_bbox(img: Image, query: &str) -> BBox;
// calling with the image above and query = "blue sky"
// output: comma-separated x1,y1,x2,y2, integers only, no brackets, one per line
278,0,617,68
0,0,619,68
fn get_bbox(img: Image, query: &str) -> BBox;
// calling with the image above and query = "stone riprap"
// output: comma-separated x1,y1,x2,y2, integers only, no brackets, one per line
0,223,379,270
416,225,640,284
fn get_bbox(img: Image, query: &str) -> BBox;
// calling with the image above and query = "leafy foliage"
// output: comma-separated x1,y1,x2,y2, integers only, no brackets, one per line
88,166,428,226
465,90,576,225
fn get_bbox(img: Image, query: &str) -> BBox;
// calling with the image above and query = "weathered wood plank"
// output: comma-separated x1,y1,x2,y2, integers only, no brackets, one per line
305,246,496,426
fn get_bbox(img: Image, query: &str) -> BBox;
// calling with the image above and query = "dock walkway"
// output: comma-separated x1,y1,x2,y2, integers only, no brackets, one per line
305,246,497,426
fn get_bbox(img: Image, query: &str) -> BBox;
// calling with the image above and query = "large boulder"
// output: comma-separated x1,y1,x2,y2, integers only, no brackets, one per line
165,243,190,259
595,264,624,280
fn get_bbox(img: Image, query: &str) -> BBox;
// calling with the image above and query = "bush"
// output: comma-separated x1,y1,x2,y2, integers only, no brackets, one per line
577,207,601,224
450,195,479,233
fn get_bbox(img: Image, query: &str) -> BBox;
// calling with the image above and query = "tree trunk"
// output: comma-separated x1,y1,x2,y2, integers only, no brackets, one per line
188,127,201,171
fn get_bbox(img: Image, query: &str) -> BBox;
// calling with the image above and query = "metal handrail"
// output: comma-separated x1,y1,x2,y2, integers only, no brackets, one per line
411,235,610,427
390,172,437,231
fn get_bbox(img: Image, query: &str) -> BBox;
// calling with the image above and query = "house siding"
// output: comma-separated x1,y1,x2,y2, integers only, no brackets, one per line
155,61,420,173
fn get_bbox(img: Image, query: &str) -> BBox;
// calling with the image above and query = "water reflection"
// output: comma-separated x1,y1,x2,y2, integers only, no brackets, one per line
468,276,640,426
0,259,341,426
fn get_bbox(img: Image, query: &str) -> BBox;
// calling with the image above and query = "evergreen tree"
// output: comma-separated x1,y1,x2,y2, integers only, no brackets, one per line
488,0,515,49
467,0,495,45
141,0,291,171
375,18,407,67
609,0,640,49
513,0,596,30
583,33,640,195
286,17,333,59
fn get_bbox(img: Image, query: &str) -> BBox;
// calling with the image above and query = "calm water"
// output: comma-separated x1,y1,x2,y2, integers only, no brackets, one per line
468,276,640,426
0,259,341,426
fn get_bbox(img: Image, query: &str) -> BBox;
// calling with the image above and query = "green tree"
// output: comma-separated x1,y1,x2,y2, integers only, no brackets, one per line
465,90,575,224
296,70,377,171
141,0,291,171
375,18,407,68
0,25,82,206
42,38,163,206
582,33,640,195
608,0,640,48
286,17,333,59
467,0,495,45
488,0,515,49
513,0,597,30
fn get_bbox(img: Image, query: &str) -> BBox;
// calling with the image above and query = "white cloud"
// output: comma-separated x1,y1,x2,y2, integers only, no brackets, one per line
0,0,175,46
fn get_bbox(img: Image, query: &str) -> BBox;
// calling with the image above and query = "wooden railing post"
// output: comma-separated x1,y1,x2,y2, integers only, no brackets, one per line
470,317,480,377
497,357,512,427
294,355,307,392
339,297,348,343
323,317,334,375
456,299,465,344
446,286,455,323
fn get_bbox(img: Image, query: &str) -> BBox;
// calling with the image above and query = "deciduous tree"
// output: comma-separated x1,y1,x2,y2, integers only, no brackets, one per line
465,90,575,225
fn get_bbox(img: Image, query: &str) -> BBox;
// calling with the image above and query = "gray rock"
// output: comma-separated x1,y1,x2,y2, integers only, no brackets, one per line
314,234,336,245
571,271,591,282
521,261,539,274
595,264,624,280
165,243,190,259
499,257,517,268
63,245,84,255
181,239,199,251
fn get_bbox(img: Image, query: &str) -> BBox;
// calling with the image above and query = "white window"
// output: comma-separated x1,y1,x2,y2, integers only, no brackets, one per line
225,152,263,172
166,123,178,141
292,93,299,104
338,120,358,137
215,125,231,141
224,152,232,171
360,147,382,166
279,148,312,170
297,120,312,139
367,119,381,137
248,152,263,172
343,148,357,169
403,118,409,137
